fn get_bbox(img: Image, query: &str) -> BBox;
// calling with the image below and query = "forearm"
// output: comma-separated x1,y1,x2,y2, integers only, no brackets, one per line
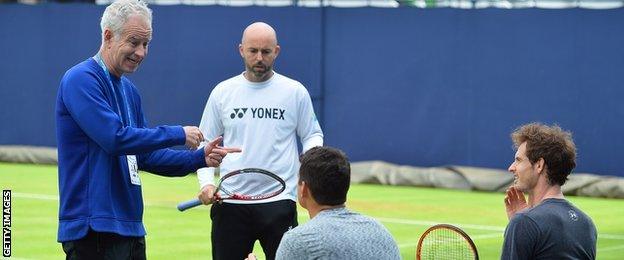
197,167,216,188
139,148,206,177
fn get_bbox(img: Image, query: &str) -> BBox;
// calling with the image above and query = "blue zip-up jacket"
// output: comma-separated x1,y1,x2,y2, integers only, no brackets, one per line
56,58,206,242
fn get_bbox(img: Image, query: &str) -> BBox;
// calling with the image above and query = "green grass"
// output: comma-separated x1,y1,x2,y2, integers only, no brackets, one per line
1,162,623,259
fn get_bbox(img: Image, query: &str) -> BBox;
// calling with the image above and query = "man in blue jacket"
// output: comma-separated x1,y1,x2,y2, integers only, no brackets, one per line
55,0,239,259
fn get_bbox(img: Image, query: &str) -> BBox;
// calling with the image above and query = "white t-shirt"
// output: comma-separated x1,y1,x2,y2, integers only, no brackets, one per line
197,71,324,203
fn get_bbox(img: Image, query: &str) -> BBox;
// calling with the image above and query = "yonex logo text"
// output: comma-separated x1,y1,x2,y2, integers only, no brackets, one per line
230,107,285,120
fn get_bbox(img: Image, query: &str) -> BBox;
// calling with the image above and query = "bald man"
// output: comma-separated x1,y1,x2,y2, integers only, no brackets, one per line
196,22,324,260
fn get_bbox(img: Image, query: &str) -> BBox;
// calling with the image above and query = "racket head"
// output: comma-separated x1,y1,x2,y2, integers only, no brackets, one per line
215,168,286,201
416,224,479,260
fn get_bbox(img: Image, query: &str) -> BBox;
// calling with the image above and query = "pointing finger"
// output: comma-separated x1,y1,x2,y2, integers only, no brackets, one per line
216,145,242,153
207,136,224,148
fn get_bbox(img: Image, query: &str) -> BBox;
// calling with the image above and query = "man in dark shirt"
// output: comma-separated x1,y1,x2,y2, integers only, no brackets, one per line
502,123,597,260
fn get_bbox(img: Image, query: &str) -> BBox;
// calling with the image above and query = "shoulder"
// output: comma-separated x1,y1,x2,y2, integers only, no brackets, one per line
61,59,99,85
273,72,303,86
321,208,392,237
538,199,597,231
60,59,103,93
211,74,244,95
218,74,245,88
349,211,382,226
549,199,591,218
354,212,395,237
525,199,573,221
279,223,319,249
503,212,542,255
502,212,539,258
505,211,541,241
288,219,321,236
277,227,317,259
509,211,539,228
273,73,309,93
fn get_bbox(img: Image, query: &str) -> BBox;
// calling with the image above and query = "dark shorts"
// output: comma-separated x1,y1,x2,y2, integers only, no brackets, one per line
62,229,146,260
210,199,298,260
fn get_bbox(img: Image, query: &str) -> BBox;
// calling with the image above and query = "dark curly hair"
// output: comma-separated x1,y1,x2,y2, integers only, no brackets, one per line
511,123,577,186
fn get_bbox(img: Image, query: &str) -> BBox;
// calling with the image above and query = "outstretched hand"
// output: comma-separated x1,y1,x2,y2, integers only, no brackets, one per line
203,136,242,167
504,186,528,220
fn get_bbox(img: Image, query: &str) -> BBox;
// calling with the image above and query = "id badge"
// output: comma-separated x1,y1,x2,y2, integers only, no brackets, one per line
127,155,141,186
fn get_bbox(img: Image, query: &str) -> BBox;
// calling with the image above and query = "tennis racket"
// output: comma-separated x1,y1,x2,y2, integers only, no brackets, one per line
416,224,479,260
177,168,285,211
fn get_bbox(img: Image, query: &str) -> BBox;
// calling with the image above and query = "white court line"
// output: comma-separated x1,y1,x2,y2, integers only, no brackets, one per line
599,244,624,252
376,217,505,231
13,192,57,201
398,232,503,248
471,233,505,240
375,217,624,241
14,192,624,241
600,234,624,240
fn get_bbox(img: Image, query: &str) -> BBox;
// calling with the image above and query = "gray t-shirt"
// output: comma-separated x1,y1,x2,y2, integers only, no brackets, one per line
275,207,401,260
501,198,597,260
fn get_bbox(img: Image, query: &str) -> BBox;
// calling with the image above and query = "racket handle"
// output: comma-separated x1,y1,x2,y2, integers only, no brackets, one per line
177,199,203,211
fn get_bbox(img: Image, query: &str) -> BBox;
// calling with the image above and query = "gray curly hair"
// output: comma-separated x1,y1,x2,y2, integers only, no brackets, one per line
100,0,152,39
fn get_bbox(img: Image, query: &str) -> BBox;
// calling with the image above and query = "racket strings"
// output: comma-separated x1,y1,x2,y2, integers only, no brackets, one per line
218,171,284,199
420,228,475,260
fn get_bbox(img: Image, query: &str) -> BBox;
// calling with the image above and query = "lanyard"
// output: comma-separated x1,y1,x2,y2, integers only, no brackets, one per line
94,54,133,127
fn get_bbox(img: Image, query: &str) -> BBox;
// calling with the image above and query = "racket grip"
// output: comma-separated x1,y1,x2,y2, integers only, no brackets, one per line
177,199,203,211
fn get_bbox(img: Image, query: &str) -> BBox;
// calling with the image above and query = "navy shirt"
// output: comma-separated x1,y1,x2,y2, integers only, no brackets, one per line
56,58,207,242
501,198,597,260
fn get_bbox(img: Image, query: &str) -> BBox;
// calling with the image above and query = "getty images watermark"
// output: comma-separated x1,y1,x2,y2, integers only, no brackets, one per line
3,190,10,257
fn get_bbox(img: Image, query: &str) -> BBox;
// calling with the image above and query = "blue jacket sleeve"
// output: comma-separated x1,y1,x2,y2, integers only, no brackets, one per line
60,68,186,155
134,104,207,176
137,148,206,177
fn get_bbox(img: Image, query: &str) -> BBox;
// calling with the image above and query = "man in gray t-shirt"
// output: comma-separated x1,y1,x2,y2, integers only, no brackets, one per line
502,123,597,260
277,206,399,259
247,147,400,260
